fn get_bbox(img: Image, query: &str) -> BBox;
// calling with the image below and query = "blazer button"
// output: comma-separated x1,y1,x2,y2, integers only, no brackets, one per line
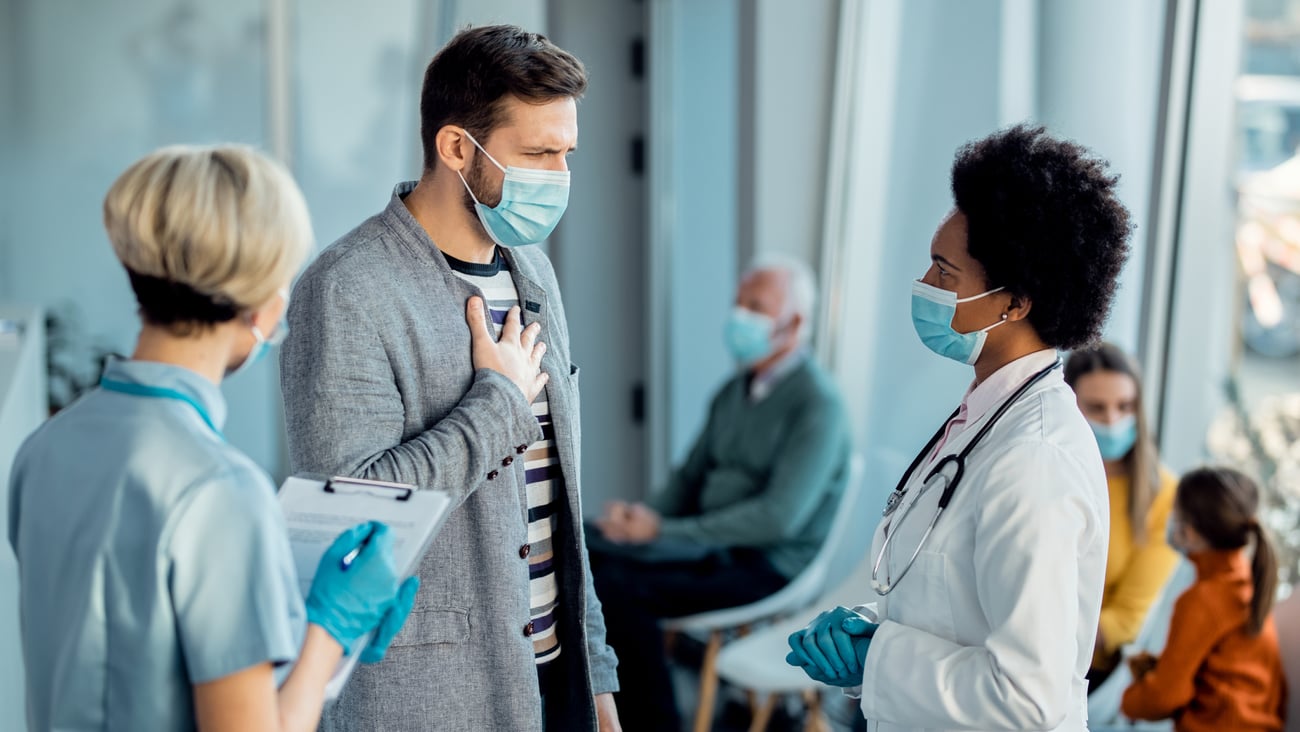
502,456,514,467
519,544,531,559
524,621,535,637
516,444,529,455
486,470,499,481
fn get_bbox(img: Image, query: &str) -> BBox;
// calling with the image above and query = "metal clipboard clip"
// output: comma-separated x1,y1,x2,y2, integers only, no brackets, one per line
323,475,414,502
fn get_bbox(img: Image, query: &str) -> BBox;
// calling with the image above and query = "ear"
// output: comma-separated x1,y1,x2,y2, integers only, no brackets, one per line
248,301,279,337
246,290,288,336
435,125,473,173
1004,292,1033,323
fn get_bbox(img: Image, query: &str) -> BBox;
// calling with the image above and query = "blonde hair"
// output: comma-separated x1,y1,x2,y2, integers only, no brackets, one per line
103,144,312,328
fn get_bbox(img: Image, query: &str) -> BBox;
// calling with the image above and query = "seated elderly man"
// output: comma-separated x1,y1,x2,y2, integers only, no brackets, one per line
588,255,852,731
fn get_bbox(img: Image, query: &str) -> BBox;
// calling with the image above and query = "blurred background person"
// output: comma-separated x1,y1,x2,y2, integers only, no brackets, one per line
1066,342,1181,687
7,145,415,732
1122,466,1286,732
589,254,852,732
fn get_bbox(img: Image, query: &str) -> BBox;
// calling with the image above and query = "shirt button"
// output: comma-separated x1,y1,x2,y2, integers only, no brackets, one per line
524,621,536,637
502,456,514,467
516,444,529,455
487,470,499,481
519,544,531,559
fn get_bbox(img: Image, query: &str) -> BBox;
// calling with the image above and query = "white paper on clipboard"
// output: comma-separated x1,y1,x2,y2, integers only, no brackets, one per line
278,474,451,700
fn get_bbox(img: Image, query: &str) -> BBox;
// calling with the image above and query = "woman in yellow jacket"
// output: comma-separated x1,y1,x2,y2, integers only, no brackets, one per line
1065,342,1180,685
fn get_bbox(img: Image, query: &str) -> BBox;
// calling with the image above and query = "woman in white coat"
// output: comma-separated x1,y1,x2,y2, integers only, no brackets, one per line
787,125,1133,731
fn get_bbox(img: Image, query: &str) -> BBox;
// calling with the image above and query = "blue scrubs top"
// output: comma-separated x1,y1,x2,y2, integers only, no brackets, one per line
7,359,305,731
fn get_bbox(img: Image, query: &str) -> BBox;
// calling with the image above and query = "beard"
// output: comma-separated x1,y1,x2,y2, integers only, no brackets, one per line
461,154,503,220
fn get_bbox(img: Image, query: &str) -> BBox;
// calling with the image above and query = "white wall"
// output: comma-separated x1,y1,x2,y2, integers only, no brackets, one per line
0,308,49,732
0,0,288,477
546,0,649,513
647,0,743,489
852,0,1008,512
1036,0,1168,354
744,0,839,269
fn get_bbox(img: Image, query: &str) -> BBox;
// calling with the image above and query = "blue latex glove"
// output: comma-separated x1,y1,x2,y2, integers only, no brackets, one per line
360,576,420,664
306,522,401,654
785,607,878,687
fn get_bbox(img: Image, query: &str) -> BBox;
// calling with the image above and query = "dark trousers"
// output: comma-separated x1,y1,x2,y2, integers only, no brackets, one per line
588,535,789,732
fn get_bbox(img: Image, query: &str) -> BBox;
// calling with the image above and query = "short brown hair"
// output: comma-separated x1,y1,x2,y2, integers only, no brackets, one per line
419,25,588,171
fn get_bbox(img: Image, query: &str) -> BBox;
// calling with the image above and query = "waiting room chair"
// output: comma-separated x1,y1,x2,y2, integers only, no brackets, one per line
665,454,866,732
1085,559,1193,732
712,537,877,732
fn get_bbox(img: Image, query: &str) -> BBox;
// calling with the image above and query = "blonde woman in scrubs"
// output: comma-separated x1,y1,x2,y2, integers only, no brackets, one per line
8,145,418,732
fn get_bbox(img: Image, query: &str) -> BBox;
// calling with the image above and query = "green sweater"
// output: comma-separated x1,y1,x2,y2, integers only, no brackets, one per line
650,358,852,579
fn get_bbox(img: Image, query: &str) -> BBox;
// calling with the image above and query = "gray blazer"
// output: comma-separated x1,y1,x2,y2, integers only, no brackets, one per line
281,183,619,731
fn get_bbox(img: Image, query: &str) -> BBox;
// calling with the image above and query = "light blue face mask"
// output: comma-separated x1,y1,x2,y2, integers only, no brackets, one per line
459,131,570,248
1088,414,1138,461
724,307,776,365
910,280,1006,365
228,290,289,378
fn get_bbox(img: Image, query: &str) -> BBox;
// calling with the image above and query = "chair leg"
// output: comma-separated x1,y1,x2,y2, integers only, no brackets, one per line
692,630,723,732
802,688,826,732
747,693,778,732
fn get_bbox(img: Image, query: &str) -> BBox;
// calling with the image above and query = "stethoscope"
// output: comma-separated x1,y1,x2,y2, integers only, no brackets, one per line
871,359,1062,596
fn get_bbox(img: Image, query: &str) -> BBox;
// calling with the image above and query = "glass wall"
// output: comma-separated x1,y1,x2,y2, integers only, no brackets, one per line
1207,0,1300,586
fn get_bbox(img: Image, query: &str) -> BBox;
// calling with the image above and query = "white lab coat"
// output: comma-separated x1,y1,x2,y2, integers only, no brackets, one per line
856,369,1108,732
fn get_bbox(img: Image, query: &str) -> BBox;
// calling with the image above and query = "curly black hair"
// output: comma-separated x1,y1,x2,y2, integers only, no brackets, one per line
952,124,1132,350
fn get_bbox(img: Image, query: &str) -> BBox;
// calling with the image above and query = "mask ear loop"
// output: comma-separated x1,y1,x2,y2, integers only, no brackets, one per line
974,311,1010,335
457,128,508,209
461,129,507,173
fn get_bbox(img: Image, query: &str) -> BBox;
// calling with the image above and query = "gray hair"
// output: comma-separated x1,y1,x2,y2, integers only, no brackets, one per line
745,253,818,342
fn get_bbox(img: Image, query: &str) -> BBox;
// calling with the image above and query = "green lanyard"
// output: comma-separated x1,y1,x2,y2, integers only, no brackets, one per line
99,377,222,437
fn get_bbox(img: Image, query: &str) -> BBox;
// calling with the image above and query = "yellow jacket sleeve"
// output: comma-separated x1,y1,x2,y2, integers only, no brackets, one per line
1097,470,1180,655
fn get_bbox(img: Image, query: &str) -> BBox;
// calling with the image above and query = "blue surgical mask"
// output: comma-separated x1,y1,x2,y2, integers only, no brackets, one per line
910,280,1006,364
724,307,775,365
1089,415,1138,461
459,131,570,247
228,290,289,378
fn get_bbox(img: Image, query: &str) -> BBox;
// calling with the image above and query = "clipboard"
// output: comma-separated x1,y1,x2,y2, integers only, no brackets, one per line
278,474,452,700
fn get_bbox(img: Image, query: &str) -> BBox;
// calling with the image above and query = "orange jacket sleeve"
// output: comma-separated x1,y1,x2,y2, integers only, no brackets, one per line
1121,585,1229,720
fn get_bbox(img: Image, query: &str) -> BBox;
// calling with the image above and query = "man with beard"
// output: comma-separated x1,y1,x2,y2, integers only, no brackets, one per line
280,25,621,732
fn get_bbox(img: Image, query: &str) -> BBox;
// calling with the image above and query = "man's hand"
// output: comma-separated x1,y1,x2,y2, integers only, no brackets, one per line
466,297,549,402
1127,651,1158,681
595,502,660,544
594,692,622,731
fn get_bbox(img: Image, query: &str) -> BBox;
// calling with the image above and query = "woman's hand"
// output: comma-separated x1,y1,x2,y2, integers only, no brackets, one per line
785,607,878,687
305,522,403,654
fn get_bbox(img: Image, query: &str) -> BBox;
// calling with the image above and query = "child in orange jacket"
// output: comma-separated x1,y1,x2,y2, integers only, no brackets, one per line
1121,466,1286,732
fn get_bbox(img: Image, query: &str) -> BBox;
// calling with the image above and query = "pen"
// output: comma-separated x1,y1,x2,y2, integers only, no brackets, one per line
340,530,374,570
